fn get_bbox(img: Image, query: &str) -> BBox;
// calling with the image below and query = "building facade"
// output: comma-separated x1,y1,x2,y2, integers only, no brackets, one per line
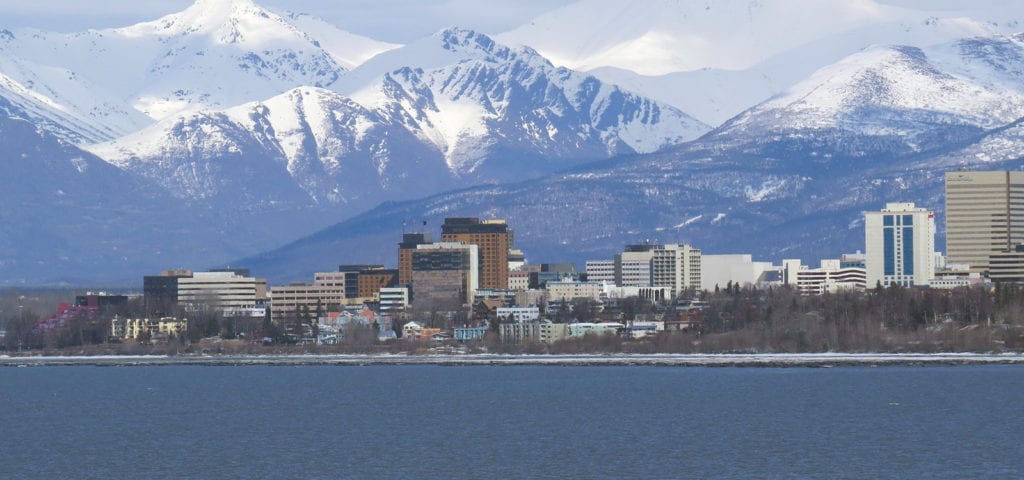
945,171,1024,272
411,242,479,308
441,217,510,290
651,244,702,297
398,233,433,285
865,202,936,287
269,283,345,322
585,260,616,284
177,271,267,309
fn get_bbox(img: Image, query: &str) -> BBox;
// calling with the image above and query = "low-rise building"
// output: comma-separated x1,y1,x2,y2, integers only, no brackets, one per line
498,319,567,344
546,279,603,302
269,283,345,322
110,317,188,342
455,326,488,342
566,322,624,338
496,306,540,323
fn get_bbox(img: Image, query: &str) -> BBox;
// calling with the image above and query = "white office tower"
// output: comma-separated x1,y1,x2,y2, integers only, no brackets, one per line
865,203,936,287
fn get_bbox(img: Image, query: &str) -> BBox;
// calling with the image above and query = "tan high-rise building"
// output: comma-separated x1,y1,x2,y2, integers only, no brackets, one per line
945,171,1024,272
440,218,510,290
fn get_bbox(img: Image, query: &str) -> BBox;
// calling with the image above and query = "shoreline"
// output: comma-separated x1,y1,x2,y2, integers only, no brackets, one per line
2,352,1024,367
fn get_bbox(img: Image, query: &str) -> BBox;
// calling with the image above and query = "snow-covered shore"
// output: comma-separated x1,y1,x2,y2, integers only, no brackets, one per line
2,353,1024,367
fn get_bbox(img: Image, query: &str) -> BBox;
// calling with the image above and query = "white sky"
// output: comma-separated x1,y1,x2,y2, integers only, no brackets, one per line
0,0,572,42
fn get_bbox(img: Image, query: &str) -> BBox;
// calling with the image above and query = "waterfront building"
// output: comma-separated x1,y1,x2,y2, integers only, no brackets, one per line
945,171,1024,272
110,317,188,342
865,202,936,287
566,322,624,338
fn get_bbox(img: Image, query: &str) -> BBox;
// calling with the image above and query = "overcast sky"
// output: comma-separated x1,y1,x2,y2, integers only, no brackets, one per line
0,0,1015,44
0,0,572,42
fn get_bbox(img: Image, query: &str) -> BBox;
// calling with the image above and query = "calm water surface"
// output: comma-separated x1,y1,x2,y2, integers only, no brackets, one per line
1,365,1022,479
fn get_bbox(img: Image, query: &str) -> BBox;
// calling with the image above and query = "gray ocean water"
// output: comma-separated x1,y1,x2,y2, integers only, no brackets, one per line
1,365,1022,479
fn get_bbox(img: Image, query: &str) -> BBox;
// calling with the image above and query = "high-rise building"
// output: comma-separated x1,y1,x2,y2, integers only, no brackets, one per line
398,233,433,285
440,218,510,290
614,244,658,287
945,171,1024,272
651,244,702,297
865,202,936,287
411,242,479,307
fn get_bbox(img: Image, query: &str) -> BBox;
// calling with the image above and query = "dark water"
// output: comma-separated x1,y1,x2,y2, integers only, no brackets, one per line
1,365,1022,479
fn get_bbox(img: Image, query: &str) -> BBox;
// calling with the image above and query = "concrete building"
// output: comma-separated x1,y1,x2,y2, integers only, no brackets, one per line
546,279,604,302
411,242,479,308
496,306,540,323
269,283,345,322
989,244,1024,283
177,271,267,310
700,254,777,291
788,259,867,295
110,317,188,342
498,319,567,344
398,233,433,285
585,260,616,285
651,243,702,297
509,271,530,291
441,217,511,290
314,272,347,288
379,287,410,312
566,322,624,338
865,202,936,287
454,326,488,342
945,171,1024,272
615,245,657,287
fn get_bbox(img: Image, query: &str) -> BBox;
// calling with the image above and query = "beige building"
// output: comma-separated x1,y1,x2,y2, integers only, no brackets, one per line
111,317,188,342
945,171,1024,272
269,283,345,322
546,279,604,302
177,271,267,309
498,320,567,344
652,244,702,297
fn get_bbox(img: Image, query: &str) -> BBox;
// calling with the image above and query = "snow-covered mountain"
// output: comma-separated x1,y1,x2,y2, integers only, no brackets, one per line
0,0,397,143
709,35,1024,158
86,86,454,214
497,0,1024,125
335,28,709,177
85,28,710,216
